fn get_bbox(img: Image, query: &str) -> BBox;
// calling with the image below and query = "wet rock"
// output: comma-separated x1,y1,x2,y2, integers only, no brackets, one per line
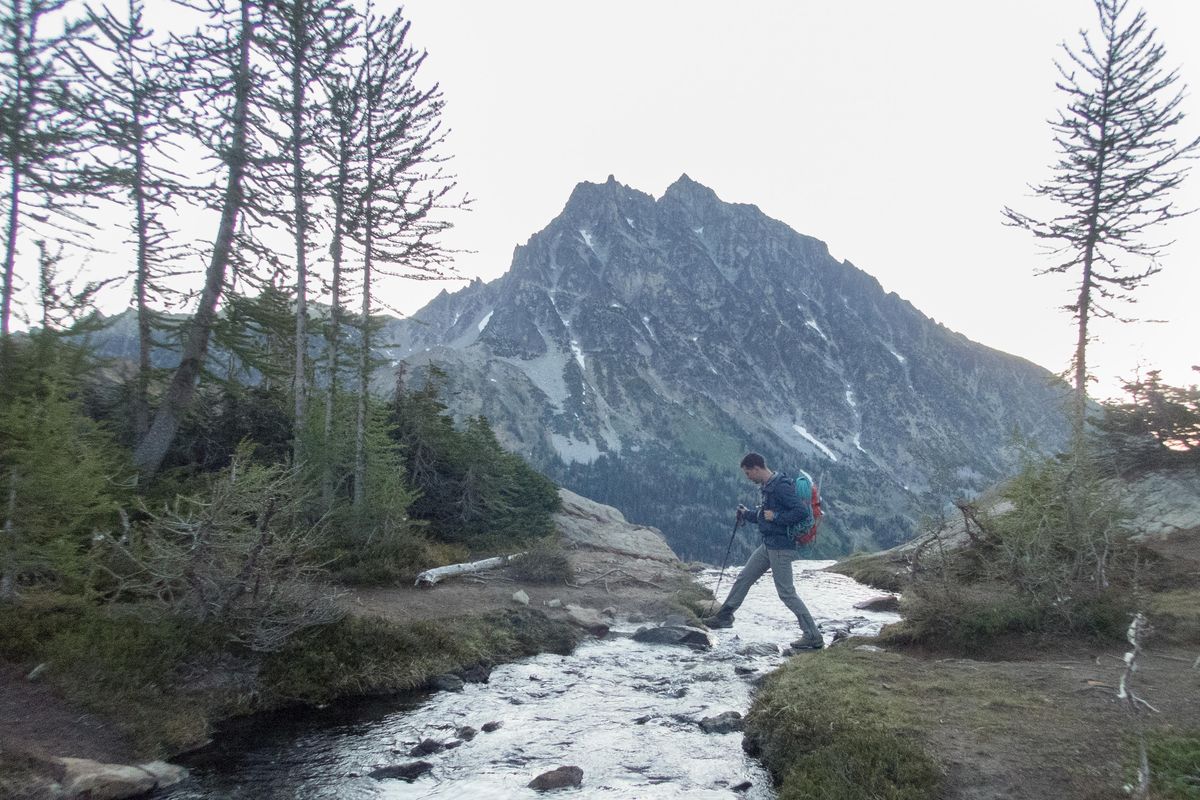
409,738,443,756
512,590,530,605
528,765,584,791
459,664,492,683
736,642,779,657
443,739,463,750
482,721,503,733
854,595,900,613
632,625,713,650
430,674,464,692
369,761,433,782
699,711,744,734
601,606,617,617
634,715,654,724
565,604,610,637
733,779,754,792
456,725,478,741
660,613,691,627
734,665,757,676
56,758,187,799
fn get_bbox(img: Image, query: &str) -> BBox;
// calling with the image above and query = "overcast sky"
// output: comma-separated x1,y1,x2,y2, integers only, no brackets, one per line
378,0,1199,399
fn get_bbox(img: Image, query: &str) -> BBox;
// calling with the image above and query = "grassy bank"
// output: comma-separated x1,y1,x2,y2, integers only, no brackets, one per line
743,647,941,800
0,593,581,757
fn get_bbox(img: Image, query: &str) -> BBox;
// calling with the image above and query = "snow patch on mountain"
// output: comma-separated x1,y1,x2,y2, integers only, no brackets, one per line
551,433,601,465
793,424,838,462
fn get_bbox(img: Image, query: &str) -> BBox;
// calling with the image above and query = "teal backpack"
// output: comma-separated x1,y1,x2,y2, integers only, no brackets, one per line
793,470,822,545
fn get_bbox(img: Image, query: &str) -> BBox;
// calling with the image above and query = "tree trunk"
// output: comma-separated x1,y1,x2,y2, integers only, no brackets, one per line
321,142,348,509
133,97,152,439
0,470,18,602
1,0,24,342
133,0,254,479
290,20,308,468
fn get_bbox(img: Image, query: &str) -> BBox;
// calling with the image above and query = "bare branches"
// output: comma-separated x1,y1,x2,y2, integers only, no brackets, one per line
104,448,343,651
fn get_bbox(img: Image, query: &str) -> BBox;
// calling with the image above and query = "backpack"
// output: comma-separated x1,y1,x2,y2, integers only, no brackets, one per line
793,469,822,545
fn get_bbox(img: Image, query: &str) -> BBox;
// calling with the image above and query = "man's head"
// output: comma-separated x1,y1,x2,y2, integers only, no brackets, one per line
740,452,771,484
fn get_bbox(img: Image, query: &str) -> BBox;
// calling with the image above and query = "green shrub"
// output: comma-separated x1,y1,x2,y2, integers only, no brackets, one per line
886,448,1136,651
508,538,573,584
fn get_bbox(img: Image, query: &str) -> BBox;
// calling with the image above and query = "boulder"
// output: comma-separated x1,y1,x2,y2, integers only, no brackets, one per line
632,625,713,650
512,590,530,606
56,757,187,799
854,595,901,613
408,738,443,756
459,664,492,684
369,761,433,782
699,711,744,734
528,765,584,791
430,674,464,692
482,720,503,733
456,725,478,741
733,779,754,792
554,489,678,562
736,642,780,657
565,604,610,637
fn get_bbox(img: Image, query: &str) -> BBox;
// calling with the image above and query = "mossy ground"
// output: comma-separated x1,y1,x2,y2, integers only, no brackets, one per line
747,641,1200,800
0,592,580,758
825,551,908,593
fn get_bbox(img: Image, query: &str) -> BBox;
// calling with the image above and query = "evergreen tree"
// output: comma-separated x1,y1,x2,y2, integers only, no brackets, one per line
1003,0,1199,444
0,0,89,349
349,3,458,508
65,0,187,438
258,0,354,467
133,0,268,478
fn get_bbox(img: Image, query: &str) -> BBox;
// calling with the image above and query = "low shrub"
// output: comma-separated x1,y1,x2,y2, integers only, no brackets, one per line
508,538,573,584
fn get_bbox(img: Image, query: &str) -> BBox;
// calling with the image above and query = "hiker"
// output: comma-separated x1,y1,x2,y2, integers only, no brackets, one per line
703,452,824,650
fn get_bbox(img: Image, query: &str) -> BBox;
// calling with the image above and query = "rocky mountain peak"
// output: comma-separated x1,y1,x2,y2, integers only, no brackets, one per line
387,176,1071,562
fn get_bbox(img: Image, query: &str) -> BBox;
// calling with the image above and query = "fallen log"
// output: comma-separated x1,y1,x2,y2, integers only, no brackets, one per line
414,553,525,587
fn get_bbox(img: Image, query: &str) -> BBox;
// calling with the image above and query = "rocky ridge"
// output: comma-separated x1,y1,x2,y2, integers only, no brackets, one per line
385,174,1072,562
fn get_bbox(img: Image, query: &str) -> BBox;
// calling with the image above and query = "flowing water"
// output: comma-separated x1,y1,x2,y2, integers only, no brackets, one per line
155,561,898,799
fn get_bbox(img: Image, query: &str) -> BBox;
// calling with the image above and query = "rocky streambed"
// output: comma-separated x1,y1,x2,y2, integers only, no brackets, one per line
153,562,898,799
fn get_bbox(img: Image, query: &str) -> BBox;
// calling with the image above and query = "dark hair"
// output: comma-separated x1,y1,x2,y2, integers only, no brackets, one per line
740,452,766,470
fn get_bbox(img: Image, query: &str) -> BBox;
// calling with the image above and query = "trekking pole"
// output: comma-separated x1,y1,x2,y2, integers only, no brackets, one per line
710,513,743,612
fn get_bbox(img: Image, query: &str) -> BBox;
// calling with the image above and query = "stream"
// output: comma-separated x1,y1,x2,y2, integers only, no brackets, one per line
154,561,898,799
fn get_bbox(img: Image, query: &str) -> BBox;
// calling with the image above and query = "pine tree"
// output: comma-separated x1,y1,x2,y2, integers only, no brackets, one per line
1003,0,1199,444
0,0,89,348
133,0,267,478
65,0,187,438
349,3,458,508
258,0,354,467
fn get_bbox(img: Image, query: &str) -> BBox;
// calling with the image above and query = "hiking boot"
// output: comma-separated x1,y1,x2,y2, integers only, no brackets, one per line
789,635,825,651
702,607,735,629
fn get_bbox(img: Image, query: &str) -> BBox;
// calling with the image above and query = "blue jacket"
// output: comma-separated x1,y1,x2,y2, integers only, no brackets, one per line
744,471,809,550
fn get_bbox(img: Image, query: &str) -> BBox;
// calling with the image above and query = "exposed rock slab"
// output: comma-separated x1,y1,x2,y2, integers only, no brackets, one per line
554,489,678,562
56,757,186,799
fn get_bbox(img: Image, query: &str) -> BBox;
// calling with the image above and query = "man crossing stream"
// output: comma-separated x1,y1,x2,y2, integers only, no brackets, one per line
703,453,825,650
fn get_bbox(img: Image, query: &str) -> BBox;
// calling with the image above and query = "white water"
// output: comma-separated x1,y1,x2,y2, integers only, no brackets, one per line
156,562,897,799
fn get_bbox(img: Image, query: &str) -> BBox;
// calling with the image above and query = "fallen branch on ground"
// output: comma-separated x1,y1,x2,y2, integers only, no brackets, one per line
414,553,525,587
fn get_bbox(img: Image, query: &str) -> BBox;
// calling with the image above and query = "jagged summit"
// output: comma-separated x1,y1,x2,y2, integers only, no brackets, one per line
386,177,1070,562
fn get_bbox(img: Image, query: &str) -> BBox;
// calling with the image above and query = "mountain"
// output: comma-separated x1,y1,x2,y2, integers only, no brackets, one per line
382,175,1071,563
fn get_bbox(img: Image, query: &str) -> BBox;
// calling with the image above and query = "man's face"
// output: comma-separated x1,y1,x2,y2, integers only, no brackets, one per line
742,465,768,484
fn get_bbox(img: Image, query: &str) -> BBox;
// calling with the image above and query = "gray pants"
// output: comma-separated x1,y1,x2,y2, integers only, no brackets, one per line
722,545,821,639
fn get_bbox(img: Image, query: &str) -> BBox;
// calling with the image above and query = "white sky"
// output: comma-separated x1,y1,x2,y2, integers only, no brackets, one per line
377,0,1200,399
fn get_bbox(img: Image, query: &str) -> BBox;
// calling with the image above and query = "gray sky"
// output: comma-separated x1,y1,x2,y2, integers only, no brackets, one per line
382,0,1200,398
